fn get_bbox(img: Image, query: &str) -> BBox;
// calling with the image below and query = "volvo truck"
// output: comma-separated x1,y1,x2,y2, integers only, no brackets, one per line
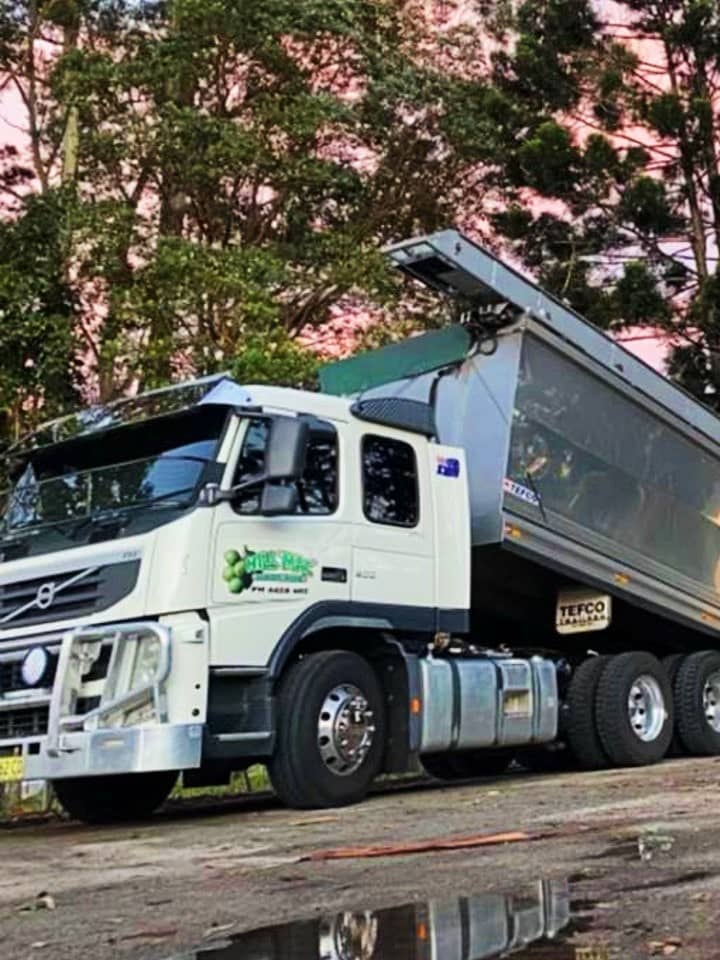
2,229,720,822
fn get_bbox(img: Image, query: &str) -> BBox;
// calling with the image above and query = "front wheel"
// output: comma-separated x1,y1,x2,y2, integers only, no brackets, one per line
52,770,178,824
268,650,386,809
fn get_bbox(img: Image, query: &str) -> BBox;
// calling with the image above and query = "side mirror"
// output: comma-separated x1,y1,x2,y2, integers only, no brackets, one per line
265,417,308,481
260,483,298,516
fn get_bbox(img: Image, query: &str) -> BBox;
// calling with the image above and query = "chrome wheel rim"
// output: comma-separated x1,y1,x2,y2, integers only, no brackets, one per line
627,674,666,742
319,912,378,960
317,683,375,777
703,670,720,733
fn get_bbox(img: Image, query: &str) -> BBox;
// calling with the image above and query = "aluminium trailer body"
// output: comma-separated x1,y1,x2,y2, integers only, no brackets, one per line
323,230,720,654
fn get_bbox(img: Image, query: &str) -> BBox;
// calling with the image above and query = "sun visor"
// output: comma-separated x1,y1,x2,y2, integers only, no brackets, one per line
10,373,252,457
198,379,254,408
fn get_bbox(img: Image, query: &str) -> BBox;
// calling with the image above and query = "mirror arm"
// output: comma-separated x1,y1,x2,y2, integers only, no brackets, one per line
200,475,268,506
201,473,302,507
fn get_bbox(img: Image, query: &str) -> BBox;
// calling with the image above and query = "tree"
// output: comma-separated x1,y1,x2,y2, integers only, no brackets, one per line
477,0,720,407
0,189,79,438
0,0,495,420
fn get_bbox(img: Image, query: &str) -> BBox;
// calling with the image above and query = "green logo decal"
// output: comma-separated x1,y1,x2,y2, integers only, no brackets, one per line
222,547,316,594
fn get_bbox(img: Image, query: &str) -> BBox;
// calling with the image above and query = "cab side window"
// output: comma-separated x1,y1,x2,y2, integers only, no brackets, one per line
362,435,418,527
233,417,338,515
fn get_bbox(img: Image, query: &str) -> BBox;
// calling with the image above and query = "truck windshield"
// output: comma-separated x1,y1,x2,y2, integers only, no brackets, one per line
1,405,227,539
3,455,206,534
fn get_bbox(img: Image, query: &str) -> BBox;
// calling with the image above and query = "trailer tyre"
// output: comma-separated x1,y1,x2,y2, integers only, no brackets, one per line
564,655,611,770
595,652,673,766
421,750,512,781
269,650,386,809
52,771,177,824
662,653,685,757
674,651,720,756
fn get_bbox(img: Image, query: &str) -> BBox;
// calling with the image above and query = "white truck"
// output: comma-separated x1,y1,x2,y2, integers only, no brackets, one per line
2,229,720,823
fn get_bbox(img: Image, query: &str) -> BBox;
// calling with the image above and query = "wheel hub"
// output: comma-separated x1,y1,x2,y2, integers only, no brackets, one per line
703,670,720,732
317,683,375,776
627,674,666,742
319,912,378,960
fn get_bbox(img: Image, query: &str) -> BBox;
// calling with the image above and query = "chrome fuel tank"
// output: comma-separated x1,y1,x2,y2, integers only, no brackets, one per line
419,655,558,754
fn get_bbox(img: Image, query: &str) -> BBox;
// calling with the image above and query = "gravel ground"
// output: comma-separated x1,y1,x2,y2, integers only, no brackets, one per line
2,758,720,960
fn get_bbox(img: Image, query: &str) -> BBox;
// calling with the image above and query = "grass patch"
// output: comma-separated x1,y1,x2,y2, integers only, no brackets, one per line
171,764,270,800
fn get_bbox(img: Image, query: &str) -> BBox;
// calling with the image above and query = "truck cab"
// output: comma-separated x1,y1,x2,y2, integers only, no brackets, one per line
0,374,475,820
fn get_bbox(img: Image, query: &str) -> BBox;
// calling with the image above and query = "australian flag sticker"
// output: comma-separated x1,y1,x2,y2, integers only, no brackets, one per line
436,456,460,478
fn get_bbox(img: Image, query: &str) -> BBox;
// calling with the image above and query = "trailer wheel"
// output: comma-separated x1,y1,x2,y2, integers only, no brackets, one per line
674,651,720,756
595,652,673,766
268,650,385,809
564,655,611,769
662,653,685,757
52,771,177,824
421,750,511,781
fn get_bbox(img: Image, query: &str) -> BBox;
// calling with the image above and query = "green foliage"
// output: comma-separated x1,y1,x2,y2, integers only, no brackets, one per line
484,0,720,406
0,0,472,429
229,332,319,388
517,122,582,197
5,0,720,421
619,177,681,236
0,192,79,438
645,93,685,139
611,262,671,326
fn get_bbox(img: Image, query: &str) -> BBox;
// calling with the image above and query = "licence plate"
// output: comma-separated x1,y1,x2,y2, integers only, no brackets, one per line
0,755,24,783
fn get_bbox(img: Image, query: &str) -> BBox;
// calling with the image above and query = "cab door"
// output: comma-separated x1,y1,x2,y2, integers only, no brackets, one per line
209,414,351,667
350,427,436,612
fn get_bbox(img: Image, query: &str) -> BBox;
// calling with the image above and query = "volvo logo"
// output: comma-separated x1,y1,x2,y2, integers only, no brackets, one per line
0,566,99,626
35,582,56,610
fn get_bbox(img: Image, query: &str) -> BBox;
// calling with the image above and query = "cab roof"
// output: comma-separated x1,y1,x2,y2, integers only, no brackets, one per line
10,375,351,458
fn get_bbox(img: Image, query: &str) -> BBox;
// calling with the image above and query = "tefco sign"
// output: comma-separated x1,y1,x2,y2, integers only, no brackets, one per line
556,589,612,635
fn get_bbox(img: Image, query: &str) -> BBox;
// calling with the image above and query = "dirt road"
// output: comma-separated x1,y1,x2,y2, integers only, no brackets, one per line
2,758,720,960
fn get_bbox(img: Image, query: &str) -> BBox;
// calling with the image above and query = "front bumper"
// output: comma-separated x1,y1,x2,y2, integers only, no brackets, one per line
1,621,204,781
25,721,203,779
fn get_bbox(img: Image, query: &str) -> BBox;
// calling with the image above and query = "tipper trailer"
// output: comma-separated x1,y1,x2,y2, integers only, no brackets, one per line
2,230,720,821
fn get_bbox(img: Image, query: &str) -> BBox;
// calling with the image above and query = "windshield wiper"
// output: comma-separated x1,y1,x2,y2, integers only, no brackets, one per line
69,486,197,540
524,469,548,525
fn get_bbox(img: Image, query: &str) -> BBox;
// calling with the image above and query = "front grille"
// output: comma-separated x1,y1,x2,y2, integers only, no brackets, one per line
0,659,23,693
0,559,140,633
0,568,103,625
0,706,48,739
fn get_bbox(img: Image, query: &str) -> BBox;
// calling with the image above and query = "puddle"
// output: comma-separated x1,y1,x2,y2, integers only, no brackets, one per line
170,878,584,959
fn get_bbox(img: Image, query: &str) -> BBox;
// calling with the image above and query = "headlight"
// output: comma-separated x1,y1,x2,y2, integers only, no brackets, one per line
129,634,162,688
21,647,51,687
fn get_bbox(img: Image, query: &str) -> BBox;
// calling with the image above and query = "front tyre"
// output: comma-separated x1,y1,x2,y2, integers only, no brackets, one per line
595,652,673,766
52,771,178,824
269,651,386,809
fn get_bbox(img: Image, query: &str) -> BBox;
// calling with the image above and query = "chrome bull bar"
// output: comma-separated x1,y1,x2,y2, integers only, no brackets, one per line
46,621,172,757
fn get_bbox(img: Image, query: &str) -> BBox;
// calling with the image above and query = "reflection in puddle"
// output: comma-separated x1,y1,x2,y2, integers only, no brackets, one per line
174,879,572,960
